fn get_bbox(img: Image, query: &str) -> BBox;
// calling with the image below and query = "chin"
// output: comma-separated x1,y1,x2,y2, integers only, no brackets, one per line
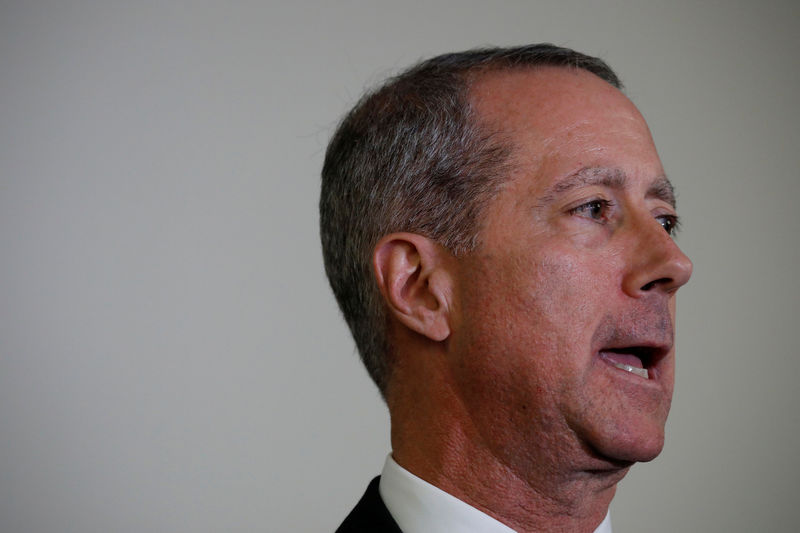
571,405,669,467
593,421,666,464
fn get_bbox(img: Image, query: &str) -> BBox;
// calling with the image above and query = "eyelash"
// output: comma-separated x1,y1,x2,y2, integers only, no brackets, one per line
569,199,681,236
569,199,614,222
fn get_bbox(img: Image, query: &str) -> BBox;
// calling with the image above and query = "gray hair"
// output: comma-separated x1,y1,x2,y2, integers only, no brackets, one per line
320,44,622,396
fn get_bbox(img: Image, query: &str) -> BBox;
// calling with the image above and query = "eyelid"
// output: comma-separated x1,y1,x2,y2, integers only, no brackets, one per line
567,197,615,219
566,194,612,209
567,198,683,238
650,202,681,231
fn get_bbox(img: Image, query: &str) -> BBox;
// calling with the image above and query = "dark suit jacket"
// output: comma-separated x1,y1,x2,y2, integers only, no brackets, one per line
335,476,403,532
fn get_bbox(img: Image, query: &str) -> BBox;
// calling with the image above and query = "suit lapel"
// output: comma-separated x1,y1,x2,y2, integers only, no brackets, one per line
336,477,402,532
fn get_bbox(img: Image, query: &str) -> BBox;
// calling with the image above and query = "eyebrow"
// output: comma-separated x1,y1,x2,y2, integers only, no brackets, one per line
537,166,676,207
646,175,676,207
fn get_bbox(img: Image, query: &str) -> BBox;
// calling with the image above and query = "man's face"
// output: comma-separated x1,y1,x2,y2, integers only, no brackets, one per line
448,68,692,477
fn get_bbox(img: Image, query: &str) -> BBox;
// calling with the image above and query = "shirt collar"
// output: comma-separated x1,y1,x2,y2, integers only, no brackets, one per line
378,455,612,533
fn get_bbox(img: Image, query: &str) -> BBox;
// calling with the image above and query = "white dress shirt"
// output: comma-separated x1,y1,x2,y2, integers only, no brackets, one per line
379,455,612,533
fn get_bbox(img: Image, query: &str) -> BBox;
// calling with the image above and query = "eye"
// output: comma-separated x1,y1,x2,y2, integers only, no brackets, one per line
656,214,681,236
570,199,613,222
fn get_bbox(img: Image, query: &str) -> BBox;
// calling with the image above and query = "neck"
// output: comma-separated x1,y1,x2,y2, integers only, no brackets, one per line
391,433,622,533
387,351,627,533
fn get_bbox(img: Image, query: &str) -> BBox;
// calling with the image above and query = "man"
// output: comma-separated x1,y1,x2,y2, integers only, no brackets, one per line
320,44,692,533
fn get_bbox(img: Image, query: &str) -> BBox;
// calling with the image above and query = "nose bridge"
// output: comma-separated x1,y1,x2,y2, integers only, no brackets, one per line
622,212,693,296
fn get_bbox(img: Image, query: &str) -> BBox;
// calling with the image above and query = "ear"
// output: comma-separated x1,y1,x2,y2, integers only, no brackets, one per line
373,233,454,342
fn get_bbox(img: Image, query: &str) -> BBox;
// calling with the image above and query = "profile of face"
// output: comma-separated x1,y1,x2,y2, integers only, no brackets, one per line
447,68,693,476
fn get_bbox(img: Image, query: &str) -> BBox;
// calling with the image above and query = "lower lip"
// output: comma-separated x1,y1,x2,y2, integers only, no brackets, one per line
598,354,659,385
598,353,649,379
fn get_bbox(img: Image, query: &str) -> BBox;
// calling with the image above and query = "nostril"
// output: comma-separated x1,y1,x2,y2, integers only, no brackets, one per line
641,278,670,292
624,234,692,297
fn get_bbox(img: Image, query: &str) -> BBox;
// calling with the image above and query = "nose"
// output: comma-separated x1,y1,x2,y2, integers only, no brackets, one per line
621,217,693,297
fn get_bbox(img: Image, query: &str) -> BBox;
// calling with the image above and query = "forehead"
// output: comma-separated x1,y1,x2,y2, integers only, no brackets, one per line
469,67,664,196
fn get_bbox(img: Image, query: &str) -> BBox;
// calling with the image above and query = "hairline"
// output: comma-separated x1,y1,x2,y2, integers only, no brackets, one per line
320,45,625,397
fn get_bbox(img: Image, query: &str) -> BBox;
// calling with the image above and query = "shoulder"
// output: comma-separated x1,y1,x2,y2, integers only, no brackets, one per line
335,476,402,533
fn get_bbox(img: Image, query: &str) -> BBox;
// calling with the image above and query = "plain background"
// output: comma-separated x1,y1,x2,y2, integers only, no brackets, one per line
1,1,798,531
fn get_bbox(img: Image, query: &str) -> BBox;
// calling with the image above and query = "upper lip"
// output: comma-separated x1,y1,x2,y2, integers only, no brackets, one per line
590,304,675,375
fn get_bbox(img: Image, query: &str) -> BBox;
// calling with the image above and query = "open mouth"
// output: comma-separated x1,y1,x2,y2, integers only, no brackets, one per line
599,347,662,380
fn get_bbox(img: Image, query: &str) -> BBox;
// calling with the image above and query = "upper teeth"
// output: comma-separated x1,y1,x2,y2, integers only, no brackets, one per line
611,362,649,379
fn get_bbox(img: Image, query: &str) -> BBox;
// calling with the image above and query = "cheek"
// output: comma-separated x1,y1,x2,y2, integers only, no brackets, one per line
515,251,613,342
454,250,605,395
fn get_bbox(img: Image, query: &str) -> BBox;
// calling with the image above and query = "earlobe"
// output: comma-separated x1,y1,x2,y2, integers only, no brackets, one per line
373,233,453,342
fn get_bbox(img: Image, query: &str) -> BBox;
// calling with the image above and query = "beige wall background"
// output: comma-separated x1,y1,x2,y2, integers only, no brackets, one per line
1,1,797,531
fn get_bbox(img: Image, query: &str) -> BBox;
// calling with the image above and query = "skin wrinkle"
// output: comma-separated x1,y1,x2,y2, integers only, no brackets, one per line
537,167,676,208
384,67,692,533
448,253,619,521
